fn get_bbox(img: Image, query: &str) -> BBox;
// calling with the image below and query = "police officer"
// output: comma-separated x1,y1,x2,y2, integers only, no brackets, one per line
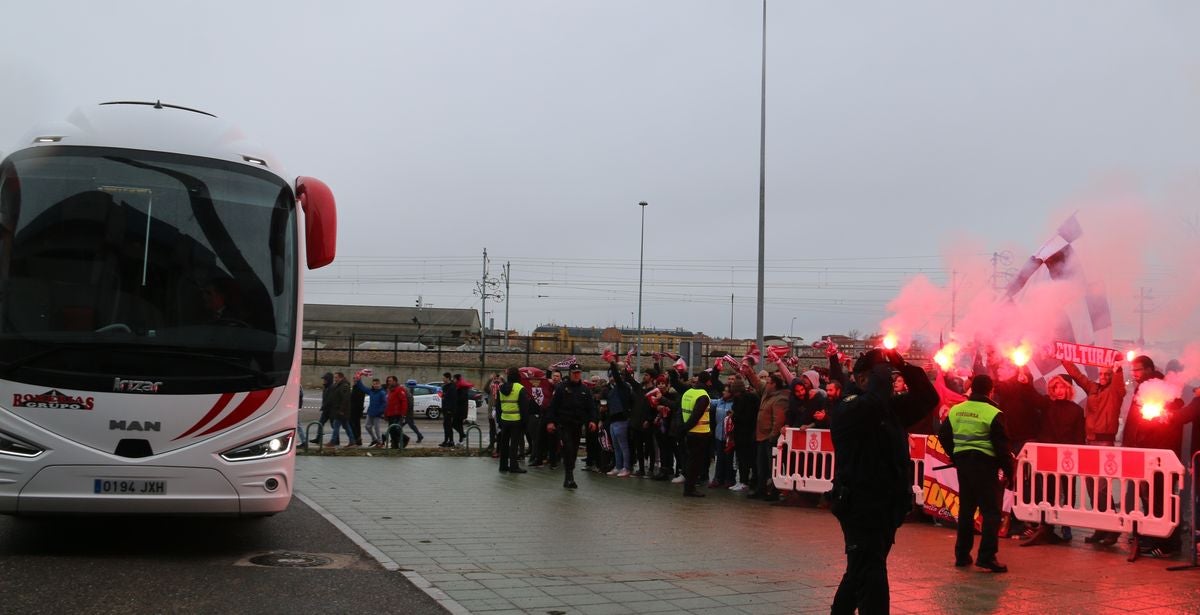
497,367,530,474
829,349,937,615
679,371,713,497
546,363,598,489
937,374,1011,572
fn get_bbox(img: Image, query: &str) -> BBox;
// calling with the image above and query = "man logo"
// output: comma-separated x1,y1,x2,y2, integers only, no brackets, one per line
110,420,161,432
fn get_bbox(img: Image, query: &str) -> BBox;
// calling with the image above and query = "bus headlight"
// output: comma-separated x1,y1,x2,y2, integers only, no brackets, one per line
0,430,45,458
220,430,294,462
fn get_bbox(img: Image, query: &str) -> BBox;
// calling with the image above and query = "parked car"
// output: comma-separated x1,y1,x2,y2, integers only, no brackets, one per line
421,383,484,408
406,384,444,419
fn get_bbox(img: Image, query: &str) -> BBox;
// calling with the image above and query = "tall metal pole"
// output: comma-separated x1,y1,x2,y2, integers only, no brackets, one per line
755,0,767,356
637,201,647,374
730,293,734,340
503,261,511,348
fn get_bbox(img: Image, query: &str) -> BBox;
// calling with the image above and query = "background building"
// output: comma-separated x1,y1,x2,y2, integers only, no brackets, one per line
303,304,481,346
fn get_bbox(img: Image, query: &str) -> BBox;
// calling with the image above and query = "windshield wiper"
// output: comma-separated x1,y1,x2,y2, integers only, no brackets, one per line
134,347,273,385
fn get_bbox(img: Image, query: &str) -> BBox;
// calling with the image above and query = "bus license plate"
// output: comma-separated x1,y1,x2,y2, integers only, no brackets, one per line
93,479,167,495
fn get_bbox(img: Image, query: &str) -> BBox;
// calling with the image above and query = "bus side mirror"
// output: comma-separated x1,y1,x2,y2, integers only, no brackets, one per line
295,176,336,269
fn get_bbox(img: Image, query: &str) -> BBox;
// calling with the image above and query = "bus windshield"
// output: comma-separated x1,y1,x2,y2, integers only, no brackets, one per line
0,146,297,395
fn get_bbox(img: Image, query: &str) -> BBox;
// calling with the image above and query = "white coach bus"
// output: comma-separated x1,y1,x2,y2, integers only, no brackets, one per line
0,101,336,515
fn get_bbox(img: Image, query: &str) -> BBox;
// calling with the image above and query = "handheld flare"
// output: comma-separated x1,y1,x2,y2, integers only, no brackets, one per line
1009,344,1032,367
934,343,959,371
882,333,898,350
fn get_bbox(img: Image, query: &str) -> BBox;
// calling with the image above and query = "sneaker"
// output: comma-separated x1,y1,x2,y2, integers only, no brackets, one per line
954,555,973,568
729,482,748,492
616,470,631,478
633,469,645,477
670,475,685,484
606,469,620,476
417,434,424,443
707,481,720,489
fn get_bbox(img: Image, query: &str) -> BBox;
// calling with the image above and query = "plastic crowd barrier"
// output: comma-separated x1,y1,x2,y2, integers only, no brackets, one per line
1013,442,1185,539
772,427,929,504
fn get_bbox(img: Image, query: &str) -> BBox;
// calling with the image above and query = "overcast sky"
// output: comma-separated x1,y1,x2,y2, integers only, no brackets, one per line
3,1,1198,343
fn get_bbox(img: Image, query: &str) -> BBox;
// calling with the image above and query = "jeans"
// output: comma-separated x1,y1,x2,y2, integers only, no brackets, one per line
402,415,422,439
328,418,354,445
755,439,774,494
714,440,735,484
296,419,308,446
364,416,383,444
609,420,630,471
735,437,755,484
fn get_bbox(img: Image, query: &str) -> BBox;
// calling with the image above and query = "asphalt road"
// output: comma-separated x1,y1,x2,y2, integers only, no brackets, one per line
0,498,447,615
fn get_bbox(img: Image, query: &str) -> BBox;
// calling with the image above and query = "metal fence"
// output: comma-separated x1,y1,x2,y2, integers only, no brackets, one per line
301,333,930,373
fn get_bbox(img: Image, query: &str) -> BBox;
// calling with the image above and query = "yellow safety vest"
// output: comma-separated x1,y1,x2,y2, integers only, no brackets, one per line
681,388,711,435
499,383,524,423
947,399,1000,457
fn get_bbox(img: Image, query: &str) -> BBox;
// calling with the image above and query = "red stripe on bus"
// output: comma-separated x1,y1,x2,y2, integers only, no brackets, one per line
196,389,274,436
173,393,235,440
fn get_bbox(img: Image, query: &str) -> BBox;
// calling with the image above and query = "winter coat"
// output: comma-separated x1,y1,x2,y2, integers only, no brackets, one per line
1062,362,1126,441
355,380,388,418
385,385,408,418
829,361,938,530
1037,399,1085,445
755,389,789,442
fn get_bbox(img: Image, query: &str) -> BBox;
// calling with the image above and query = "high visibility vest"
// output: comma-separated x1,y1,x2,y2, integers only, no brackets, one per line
499,383,524,423
947,399,1000,457
681,388,711,435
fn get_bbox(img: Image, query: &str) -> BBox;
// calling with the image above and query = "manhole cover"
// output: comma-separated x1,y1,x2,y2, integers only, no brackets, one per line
248,552,332,568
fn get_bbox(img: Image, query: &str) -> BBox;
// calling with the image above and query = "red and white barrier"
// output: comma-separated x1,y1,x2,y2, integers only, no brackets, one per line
1013,443,1185,539
772,427,929,504
772,428,835,494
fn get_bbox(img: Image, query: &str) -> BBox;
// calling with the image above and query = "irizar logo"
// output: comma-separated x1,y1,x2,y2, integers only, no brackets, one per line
13,390,95,410
113,378,163,393
109,420,161,432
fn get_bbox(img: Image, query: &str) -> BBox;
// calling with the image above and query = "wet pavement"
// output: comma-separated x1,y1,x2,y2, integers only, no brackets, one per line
296,456,1200,615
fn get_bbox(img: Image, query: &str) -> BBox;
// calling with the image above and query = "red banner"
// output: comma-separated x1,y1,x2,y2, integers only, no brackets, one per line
1052,341,1117,367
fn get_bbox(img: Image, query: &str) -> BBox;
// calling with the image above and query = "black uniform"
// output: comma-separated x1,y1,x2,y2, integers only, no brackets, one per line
547,375,598,487
829,355,936,615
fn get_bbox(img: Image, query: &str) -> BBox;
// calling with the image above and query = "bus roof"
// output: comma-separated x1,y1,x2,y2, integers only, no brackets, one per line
11,101,287,179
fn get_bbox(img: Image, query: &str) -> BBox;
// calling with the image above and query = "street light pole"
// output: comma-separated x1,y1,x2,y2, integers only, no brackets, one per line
755,0,767,358
637,200,647,374
790,317,796,339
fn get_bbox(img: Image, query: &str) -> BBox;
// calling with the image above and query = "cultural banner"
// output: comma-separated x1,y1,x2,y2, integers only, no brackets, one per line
1051,341,1117,368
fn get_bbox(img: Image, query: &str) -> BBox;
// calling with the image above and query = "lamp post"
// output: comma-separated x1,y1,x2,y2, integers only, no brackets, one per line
790,317,796,339
637,200,647,374
755,0,767,359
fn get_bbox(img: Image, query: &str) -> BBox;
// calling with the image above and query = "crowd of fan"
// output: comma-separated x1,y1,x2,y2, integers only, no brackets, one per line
483,343,1200,557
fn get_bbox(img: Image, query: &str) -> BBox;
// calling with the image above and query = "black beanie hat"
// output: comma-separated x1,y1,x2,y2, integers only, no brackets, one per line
852,349,887,374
